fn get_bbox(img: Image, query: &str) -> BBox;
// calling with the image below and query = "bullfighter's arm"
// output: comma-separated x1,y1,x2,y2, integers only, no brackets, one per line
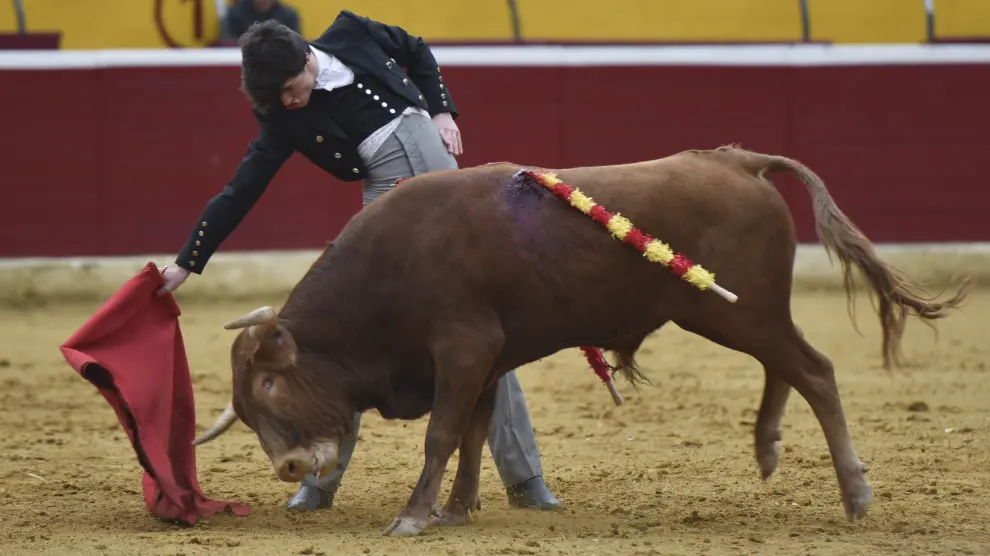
175,122,293,274
340,10,457,120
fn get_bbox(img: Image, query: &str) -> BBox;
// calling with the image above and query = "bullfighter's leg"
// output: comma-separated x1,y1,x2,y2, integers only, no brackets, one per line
286,411,361,511
383,317,504,537
432,382,499,527
488,370,562,509
361,111,459,207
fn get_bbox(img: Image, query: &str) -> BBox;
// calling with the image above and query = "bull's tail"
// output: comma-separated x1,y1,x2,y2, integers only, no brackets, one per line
752,150,970,369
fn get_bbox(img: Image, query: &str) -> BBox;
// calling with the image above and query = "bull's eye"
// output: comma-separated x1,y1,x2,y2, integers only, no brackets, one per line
262,377,274,391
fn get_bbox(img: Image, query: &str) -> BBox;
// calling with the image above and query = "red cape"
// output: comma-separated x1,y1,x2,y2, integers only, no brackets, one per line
60,262,251,525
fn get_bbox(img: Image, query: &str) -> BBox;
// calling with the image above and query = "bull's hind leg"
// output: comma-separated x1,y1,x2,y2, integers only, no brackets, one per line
676,320,791,479
678,317,870,519
754,373,791,480
431,383,498,527
383,315,504,537
753,325,812,479
752,325,872,519
786,335,869,517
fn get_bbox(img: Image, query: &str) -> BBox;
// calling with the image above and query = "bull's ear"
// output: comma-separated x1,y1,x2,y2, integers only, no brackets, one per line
252,324,298,369
224,306,296,369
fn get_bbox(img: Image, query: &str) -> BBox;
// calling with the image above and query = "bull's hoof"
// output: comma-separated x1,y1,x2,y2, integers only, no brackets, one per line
756,441,781,480
382,516,429,537
286,485,334,511
843,484,872,521
755,429,783,480
429,505,475,527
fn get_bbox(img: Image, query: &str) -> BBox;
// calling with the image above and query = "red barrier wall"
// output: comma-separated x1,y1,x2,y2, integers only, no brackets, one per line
1,50,988,259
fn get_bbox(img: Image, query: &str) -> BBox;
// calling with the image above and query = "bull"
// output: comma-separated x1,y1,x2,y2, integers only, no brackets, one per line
193,145,968,537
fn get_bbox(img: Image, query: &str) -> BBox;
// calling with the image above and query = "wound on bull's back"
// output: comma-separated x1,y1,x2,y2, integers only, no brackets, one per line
500,169,568,267
502,169,551,231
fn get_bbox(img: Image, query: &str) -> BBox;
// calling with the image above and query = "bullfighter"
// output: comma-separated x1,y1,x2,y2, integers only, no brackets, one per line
157,10,561,513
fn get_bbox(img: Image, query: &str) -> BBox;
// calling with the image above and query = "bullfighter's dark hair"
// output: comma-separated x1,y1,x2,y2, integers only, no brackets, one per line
238,19,309,112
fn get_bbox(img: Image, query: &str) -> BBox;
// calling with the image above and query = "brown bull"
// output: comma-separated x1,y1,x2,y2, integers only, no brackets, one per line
194,145,968,537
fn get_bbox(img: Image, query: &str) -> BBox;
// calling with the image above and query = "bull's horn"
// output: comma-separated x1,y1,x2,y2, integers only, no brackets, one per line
192,401,238,445
224,306,276,330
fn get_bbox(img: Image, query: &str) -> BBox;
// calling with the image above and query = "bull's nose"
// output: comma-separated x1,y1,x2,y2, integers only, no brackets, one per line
275,456,311,483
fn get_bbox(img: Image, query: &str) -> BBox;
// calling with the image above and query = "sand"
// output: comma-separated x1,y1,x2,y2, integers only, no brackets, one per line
1,289,988,555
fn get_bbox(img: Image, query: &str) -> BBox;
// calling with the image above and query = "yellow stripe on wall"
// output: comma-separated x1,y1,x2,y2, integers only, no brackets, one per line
806,0,928,43
515,0,804,42
933,0,990,39
2,0,987,49
0,1,512,49
0,0,222,49
296,1,515,42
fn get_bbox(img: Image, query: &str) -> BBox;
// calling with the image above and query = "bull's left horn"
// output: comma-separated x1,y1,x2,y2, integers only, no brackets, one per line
192,401,238,445
224,306,276,330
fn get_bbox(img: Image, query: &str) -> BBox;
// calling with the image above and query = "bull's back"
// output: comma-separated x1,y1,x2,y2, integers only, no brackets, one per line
547,151,800,304
356,151,795,293
334,152,797,364
539,153,796,267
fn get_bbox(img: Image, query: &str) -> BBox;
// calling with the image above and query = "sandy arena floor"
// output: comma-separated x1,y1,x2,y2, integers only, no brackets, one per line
1,288,988,555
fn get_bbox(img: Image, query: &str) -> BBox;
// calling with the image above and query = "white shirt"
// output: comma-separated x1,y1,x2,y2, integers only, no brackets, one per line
309,46,431,165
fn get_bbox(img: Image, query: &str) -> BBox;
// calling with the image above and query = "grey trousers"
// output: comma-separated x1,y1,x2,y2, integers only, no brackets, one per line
301,112,544,492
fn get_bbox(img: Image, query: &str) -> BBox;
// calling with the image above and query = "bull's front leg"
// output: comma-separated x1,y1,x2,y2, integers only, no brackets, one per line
383,328,502,537
382,412,464,536
431,383,498,527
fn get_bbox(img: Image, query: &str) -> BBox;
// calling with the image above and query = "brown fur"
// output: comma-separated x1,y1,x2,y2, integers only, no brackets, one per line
206,145,968,536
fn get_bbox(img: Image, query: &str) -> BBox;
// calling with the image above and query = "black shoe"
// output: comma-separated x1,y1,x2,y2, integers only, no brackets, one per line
506,476,563,510
286,485,334,511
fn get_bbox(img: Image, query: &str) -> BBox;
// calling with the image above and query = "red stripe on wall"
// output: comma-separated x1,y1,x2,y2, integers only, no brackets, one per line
0,62,987,258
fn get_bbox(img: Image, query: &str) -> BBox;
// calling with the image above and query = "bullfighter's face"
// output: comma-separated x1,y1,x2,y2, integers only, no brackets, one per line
280,53,317,110
192,306,348,484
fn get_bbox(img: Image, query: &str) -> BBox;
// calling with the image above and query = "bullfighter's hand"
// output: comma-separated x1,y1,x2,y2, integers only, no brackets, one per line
432,112,462,157
157,265,191,296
